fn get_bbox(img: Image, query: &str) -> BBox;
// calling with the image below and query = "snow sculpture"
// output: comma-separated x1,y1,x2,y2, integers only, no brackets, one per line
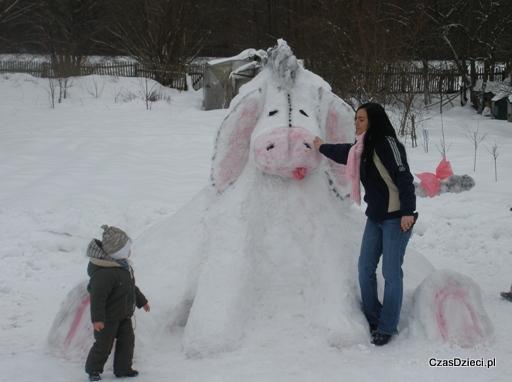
48,40,492,357
161,39,370,355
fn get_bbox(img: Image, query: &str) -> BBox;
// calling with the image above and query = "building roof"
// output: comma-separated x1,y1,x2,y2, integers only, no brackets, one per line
474,77,512,101
207,49,267,66
474,77,512,94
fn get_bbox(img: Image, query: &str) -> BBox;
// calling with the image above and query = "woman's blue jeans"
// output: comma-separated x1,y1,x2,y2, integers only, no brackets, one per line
358,217,412,335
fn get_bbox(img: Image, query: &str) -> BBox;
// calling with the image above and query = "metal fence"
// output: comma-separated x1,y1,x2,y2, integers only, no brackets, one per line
0,61,206,91
353,66,508,95
0,60,506,94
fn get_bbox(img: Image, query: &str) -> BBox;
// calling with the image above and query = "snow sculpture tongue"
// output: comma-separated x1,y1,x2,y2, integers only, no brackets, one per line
292,167,307,180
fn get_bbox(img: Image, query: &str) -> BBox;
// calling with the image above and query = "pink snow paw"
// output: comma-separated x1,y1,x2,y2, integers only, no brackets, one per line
412,270,493,347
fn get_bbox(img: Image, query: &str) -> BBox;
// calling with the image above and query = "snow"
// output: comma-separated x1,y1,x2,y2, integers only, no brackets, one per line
491,91,512,102
207,49,267,66
0,54,137,65
1,70,512,381
473,78,512,95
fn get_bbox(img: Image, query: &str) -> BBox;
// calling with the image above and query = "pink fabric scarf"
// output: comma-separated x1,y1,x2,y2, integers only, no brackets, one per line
346,132,366,205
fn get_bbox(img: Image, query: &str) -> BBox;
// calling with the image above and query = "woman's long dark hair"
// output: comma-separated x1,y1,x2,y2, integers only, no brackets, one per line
357,102,398,162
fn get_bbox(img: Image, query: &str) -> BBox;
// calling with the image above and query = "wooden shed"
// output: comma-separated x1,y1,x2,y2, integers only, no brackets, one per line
491,92,510,120
508,96,512,122
202,49,266,110
473,78,512,120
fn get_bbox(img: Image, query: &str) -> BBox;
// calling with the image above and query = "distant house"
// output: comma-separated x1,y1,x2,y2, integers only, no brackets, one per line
472,78,512,121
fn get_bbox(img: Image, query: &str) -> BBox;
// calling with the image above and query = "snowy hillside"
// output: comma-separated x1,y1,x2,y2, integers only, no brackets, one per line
0,73,511,382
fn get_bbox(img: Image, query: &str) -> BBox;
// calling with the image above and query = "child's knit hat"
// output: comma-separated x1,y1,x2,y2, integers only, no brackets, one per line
101,225,130,255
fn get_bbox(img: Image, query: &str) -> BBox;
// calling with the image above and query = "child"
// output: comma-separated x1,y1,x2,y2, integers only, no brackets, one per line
85,225,150,381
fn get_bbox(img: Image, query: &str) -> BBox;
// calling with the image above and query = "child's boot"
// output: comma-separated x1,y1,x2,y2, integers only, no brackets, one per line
88,373,101,381
115,369,139,378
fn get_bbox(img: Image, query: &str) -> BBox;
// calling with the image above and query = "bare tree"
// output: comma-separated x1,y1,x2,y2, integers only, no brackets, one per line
3,0,512,106
0,0,32,25
425,0,512,96
140,77,157,110
102,0,214,86
421,128,430,153
410,114,418,148
395,65,419,137
487,142,499,182
85,76,104,98
437,108,448,160
0,0,35,47
34,0,105,78
46,77,56,108
466,126,487,172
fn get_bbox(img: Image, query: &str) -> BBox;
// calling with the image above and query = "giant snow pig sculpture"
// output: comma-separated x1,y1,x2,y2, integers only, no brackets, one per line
49,40,492,358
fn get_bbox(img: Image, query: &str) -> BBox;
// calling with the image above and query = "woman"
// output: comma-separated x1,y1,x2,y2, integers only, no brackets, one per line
314,103,417,346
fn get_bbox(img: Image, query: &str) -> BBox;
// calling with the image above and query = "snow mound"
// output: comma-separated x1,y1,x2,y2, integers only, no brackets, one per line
48,280,92,358
412,270,494,347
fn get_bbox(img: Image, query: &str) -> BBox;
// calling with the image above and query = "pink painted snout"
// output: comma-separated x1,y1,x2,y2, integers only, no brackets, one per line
253,127,321,180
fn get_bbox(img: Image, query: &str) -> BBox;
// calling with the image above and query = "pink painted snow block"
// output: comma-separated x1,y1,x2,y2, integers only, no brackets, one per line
416,159,454,197
413,270,493,347
48,281,93,357
416,172,441,197
436,159,454,179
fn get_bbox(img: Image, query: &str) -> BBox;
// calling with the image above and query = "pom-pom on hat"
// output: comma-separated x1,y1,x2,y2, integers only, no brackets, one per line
101,225,130,255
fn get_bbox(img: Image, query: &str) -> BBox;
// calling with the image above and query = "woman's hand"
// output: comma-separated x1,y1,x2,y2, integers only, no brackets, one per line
93,322,105,332
313,136,324,151
143,303,150,312
400,215,415,232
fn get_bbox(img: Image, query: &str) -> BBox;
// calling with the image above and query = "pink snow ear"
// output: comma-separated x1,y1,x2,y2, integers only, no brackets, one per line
211,88,264,192
320,93,355,195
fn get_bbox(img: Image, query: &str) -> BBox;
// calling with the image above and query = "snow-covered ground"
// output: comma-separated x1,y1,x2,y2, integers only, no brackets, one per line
0,73,511,381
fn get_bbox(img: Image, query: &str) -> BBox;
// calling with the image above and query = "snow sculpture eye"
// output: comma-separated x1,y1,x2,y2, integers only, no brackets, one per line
303,142,311,149
299,109,309,117
266,143,275,151
268,110,279,116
